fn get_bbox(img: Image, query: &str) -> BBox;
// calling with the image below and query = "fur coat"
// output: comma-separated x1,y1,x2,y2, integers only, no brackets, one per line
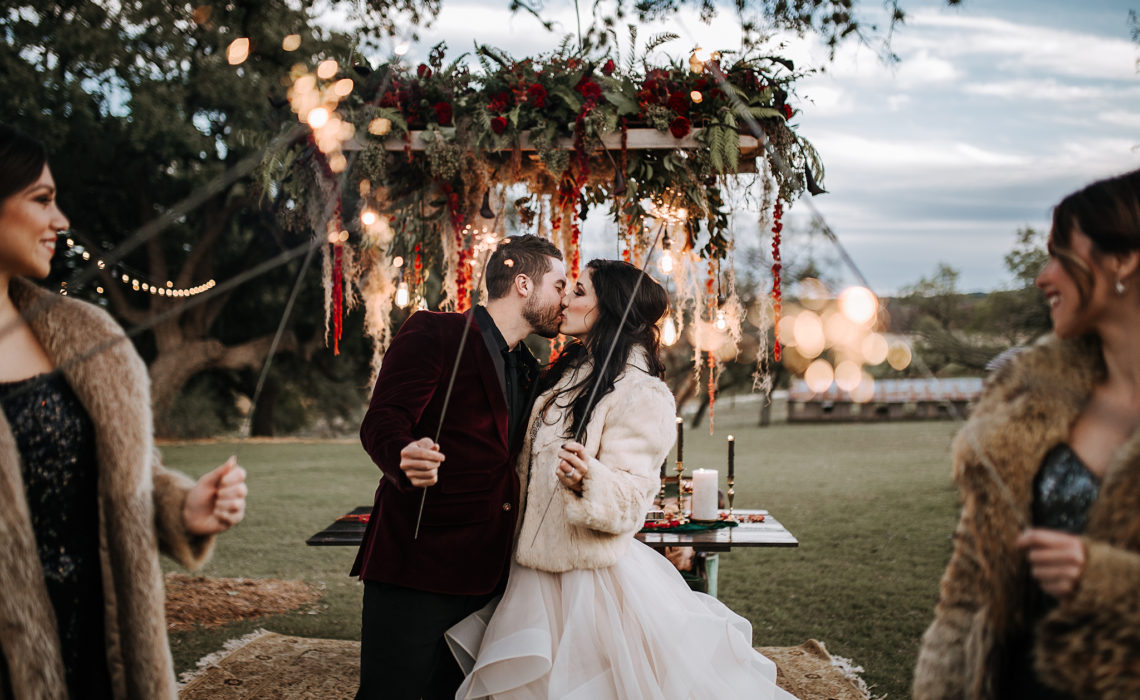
913,335,1140,699
513,349,676,573
0,279,216,700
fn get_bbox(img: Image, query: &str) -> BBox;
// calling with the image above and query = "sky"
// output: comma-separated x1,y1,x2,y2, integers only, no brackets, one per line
374,0,1140,294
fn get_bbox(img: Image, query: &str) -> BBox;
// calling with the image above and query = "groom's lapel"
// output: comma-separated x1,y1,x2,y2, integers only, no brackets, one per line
468,316,509,447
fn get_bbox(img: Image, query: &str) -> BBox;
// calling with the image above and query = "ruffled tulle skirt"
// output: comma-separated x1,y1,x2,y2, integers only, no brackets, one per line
446,540,798,700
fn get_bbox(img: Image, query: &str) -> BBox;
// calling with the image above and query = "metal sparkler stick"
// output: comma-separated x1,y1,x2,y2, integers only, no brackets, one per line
527,203,675,547
412,213,505,540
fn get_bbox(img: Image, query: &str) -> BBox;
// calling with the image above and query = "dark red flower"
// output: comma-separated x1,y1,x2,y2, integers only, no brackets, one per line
488,90,511,113
575,79,602,103
667,91,689,115
526,83,548,108
669,115,691,138
783,104,794,120
694,78,709,91
491,116,508,134
417,64,432,79
433,101,452,125
601,59,615,76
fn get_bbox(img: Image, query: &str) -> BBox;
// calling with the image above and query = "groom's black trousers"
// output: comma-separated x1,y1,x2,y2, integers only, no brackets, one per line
356,580,497,700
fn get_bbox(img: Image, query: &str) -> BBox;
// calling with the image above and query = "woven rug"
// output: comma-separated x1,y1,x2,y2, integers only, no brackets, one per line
179,631,869,700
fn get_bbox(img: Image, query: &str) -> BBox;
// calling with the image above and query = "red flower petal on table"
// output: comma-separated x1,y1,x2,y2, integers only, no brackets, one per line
433,101,452,125
417,64,432,79
526,83,547,108
669,115,691,138
491,116,508,134
601,59,615,76
667,91,689,116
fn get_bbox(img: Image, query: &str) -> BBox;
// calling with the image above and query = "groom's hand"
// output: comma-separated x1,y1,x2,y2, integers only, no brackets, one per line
400,437,445,487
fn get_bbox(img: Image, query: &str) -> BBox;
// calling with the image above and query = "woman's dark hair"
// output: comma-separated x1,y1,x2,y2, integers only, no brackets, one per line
538,259,669,439
1050,168,1140,306
0,125,48,204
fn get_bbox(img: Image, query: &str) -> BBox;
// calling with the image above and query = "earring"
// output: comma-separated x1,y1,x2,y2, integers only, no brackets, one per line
1115,279,1126,296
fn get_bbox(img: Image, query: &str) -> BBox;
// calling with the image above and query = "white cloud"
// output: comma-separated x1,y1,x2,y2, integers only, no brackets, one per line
1100,109,1140,130
903,11,1138,82
887,94,911,111
963,78,1108,101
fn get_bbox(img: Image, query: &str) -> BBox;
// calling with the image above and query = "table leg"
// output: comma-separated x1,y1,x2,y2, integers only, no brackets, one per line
706,553,719,598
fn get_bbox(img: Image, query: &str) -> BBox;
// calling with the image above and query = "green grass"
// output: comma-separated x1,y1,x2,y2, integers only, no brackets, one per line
160,402,961,698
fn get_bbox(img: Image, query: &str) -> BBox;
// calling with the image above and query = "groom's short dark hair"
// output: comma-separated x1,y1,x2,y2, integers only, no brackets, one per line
485,235,563,300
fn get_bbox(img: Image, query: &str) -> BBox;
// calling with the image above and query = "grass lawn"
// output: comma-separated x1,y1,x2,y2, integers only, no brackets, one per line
161,400,961,699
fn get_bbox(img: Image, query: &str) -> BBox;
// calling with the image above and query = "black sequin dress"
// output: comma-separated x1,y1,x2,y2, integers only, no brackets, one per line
0,373,114,699
1002,443,1100,699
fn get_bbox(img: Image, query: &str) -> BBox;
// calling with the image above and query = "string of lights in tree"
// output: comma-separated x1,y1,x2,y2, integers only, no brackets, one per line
56,236,216,298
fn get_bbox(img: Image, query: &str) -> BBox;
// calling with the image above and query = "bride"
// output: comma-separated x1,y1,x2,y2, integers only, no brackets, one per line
448,259,796,699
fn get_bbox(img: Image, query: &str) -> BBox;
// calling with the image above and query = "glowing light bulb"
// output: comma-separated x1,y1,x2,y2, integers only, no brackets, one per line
227,38,250,65
690,90,703,103
307,107,329,128
662,317,678,346
282,34,301,51
395,281,410,308
394,40,410,56
714,309,728,331
361,209,378,226
658,254,674,274
316,59,338,80
392,256,404,268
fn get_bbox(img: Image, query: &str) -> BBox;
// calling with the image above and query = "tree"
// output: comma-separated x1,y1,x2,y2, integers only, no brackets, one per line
1,1,434,432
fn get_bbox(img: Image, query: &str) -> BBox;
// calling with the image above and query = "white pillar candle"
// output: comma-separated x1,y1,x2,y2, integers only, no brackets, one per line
691,469,718,520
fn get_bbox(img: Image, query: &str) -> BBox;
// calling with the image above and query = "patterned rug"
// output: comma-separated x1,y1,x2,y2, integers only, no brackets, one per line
179,631,870,699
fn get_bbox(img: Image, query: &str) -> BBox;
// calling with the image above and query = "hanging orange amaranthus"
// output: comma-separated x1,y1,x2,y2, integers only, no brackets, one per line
771,200,784,361
555,171,582,276
441,183,470,311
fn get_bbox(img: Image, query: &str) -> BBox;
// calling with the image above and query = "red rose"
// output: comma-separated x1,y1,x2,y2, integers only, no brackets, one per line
694,78,709,91
601,59,615,76
575,79,602,103
526,83,547,108
417,64,432,79
667,90,689,115
669,115,691,138
433,101,452,125
491,116,508,134
488,90,511,113
783,104,793,120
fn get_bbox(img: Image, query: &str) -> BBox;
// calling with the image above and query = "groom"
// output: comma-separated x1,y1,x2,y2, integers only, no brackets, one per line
353,235,567,700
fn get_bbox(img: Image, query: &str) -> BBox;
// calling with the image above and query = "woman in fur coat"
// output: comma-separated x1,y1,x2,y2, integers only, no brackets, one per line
914,169,1140,698
447,259,796,699
0,125,248,699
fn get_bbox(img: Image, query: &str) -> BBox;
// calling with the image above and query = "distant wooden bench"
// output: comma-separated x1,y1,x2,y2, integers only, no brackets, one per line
787,377,983,423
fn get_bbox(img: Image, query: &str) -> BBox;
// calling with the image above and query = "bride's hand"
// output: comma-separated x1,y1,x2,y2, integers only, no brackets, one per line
557,441,589,494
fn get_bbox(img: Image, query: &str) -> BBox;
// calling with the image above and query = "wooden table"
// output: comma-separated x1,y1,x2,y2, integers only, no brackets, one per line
307,507,796,597
306,507,797,549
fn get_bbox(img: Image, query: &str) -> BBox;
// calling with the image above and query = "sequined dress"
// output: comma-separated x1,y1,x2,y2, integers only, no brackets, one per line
1002,444,1100,699
0,373,114,699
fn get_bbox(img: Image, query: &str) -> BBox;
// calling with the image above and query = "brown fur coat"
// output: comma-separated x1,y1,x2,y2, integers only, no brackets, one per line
913,335,1140,699
0,279,215,700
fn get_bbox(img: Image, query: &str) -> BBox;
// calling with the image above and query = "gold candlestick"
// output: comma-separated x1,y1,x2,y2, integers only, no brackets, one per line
674,416,687,523
726,434,735,520
657,458,667,504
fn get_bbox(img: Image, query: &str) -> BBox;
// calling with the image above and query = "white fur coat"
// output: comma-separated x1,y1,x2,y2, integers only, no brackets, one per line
513,350,676,572
0,279,215,700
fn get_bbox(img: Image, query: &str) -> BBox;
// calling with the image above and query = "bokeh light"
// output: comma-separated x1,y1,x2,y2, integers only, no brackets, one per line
316,59,338,79
861,333,888,365
793,311,825,359
804,359,835,393
226,38,250,65
838,286,877,325
887,341,913,370
282,34,301,51
834,360,862,392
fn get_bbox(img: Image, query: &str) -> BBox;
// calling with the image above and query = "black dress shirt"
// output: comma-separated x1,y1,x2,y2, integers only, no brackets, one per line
474,306,537,446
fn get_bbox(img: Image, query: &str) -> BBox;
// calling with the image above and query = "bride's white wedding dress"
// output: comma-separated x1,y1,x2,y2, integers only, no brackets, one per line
446,539,799,700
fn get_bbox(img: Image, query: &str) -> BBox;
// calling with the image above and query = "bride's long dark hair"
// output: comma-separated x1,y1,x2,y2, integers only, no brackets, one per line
537,259,669,439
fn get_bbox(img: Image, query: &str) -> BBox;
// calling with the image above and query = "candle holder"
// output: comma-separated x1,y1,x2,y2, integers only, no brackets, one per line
726,473,736,521
657,459,667,505
674,458,688,524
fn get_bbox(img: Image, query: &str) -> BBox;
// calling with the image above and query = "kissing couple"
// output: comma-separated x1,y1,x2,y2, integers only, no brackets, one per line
352,234,796,700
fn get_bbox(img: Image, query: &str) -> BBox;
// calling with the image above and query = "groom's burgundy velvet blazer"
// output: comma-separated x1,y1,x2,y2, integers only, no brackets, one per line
352,310,521,595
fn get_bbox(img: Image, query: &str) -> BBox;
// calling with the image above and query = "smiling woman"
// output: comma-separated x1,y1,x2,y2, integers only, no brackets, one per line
914,168,1140,698
0,124,248,699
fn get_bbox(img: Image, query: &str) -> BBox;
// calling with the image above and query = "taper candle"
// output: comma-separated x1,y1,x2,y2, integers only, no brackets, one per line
727,435,735,480
675,416,684,463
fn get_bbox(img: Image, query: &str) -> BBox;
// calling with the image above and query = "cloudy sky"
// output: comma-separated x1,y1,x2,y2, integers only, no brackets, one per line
384,0,1139,293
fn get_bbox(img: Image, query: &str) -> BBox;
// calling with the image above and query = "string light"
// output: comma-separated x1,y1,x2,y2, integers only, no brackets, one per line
60,235,216,297
395,281,410,308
